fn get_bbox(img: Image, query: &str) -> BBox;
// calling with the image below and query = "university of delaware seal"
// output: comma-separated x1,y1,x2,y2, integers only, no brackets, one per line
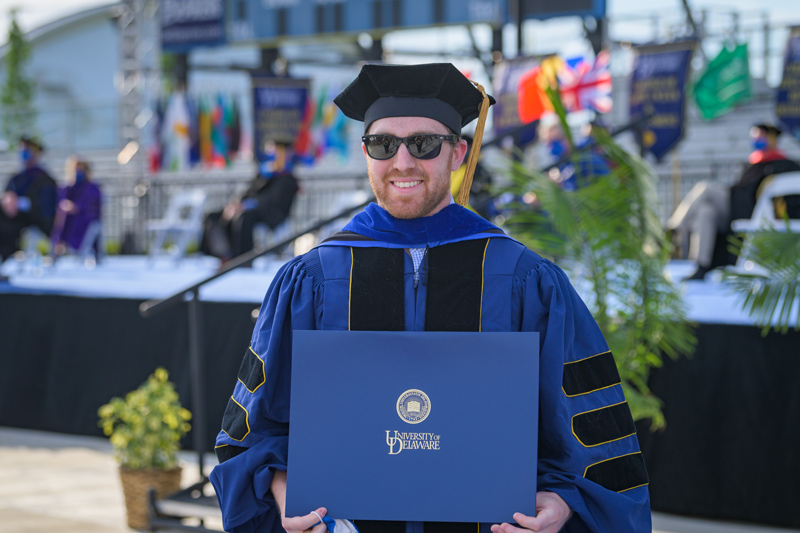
396,389,431,424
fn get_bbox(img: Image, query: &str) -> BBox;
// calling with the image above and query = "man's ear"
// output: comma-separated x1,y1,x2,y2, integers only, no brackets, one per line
451,138,468,171
768,134,780,148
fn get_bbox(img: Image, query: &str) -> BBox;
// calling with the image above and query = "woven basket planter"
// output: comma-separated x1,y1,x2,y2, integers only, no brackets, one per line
118,465,182,529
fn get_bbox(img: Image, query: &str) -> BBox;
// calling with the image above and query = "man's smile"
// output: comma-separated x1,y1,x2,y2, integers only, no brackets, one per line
392,180,422,189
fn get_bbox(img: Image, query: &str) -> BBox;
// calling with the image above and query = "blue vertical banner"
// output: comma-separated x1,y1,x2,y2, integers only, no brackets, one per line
251,76,310,163
492,56,541,142
776,27,800,142
629,41,695,161
161,0,225,52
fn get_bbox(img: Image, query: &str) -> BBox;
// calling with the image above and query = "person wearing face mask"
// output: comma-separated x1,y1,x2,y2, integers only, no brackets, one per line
538,115,609,192
0,137,57,262
667,123,800,280
50,156,102,259
200,140,299,263
728,124,800,223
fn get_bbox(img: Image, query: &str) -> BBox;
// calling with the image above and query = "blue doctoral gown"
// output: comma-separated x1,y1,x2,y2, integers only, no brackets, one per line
210,203,651,532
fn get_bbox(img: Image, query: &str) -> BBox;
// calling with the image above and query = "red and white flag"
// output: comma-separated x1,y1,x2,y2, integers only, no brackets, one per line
558,51,613,114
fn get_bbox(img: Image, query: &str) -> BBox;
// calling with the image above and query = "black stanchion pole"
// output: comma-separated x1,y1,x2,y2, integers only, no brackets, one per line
187,289,207,480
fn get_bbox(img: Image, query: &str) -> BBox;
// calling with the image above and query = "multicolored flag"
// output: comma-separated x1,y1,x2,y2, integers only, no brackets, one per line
558,50,613,114
492,55,541,136
210,94,228,167
294,93,316,164
161,91,191,170
148,99,164,173
516,55,563,123
198,96,212,166
227,97,241,156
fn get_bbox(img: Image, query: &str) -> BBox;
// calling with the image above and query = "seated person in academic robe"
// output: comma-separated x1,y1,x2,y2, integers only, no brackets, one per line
201,141,299,262
0,137,57,261
667,123,800,280
539,115,610,192
51,156,102,258
729,124,800,221
209,63,651,533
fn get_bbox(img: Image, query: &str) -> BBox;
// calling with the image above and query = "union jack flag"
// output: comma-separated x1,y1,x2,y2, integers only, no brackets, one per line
558,50,613,114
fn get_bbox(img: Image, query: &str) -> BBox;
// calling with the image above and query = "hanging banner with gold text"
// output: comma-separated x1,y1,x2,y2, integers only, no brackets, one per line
161,0,225,52
492,56,541,139
251,76,310,163
629,40,695,161
776,26,800,142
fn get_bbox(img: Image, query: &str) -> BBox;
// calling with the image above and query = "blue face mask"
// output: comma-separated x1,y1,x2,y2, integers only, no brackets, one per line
258,160,275,179
549,139,567,158
74,169,86,184
751,137,768,151
20,148,32,163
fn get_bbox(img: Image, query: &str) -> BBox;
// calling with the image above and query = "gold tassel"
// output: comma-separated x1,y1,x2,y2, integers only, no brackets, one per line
457,80,491,207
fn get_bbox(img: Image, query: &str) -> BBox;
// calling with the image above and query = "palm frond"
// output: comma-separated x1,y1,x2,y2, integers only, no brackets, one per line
498,90,696,429
721,224,800,334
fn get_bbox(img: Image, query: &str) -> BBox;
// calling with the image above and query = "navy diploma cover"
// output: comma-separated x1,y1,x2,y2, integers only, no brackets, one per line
286,330,539,523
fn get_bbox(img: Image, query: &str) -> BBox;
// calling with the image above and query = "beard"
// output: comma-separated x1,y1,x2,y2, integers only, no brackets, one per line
368,155,454,220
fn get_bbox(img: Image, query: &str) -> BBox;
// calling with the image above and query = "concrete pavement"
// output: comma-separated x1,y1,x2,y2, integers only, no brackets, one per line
0,427,796,533
0,427,219,532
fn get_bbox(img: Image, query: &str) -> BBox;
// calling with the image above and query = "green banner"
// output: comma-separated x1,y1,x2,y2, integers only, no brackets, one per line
692,43,751,120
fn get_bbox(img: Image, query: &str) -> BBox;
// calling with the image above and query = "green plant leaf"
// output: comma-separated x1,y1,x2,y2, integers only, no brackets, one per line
97,367,192,470
721,224,800,335
500,90,696,429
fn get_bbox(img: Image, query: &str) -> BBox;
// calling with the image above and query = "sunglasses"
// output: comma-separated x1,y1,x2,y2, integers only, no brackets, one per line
362,134,459,160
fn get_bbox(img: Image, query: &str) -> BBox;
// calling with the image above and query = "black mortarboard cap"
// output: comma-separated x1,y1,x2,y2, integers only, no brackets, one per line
334,63,495,134
19,136,44,152
754,123,782,136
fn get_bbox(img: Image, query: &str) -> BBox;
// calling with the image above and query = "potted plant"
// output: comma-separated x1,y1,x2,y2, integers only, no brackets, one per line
98,367,192,529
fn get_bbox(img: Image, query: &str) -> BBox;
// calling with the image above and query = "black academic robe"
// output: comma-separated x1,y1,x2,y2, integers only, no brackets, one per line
201,172,299,259
0,166,57,259
729,158,800,222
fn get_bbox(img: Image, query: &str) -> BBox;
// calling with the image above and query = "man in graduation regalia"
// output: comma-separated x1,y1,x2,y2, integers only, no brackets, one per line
0,137,57,261
210,63,651,533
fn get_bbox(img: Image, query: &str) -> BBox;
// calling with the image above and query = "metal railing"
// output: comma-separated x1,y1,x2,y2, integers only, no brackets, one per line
138,192,374,480
90,167,369,253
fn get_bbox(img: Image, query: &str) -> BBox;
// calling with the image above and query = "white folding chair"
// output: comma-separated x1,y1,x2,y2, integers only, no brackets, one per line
252,220,295,268
731,172,800,269
253,220,293,248
317,189,370,242
75,220,104,265
146,188,207,263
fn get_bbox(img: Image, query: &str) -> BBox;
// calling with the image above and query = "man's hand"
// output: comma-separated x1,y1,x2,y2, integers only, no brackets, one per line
59,199,76,214
1,192,18,218
490,491,572,533
280,509,329,533
270,469,328,533
222,201,242,221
